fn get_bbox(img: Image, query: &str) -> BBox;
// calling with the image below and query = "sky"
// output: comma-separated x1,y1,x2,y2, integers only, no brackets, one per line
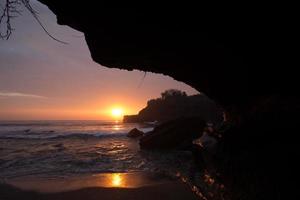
0,0,198,120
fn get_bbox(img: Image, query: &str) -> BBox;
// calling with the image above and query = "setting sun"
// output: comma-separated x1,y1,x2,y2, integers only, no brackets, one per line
111,108,124,118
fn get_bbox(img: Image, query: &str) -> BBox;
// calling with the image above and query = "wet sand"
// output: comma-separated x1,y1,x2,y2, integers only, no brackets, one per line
1,173,200,200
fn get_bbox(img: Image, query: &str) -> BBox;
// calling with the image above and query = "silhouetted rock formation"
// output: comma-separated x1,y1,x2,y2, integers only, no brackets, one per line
32,2,300,199
140,117,206,149
127,128,144,138
124,90,222,124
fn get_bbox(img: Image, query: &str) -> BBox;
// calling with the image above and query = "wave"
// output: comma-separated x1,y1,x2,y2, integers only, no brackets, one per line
0,132,127,140
0,122,123,127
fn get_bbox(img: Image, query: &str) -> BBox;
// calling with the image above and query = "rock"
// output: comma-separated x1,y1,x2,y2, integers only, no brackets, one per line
139,117,205,149
127,128,144,138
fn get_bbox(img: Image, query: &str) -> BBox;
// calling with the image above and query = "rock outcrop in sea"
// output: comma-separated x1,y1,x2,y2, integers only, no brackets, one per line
127,128,144,138
139,117,206,149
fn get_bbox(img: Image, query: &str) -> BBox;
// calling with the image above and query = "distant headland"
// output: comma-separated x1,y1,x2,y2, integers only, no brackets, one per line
123,89,223,124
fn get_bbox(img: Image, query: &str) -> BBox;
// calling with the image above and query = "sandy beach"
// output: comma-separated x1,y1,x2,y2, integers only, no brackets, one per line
1,172,200,200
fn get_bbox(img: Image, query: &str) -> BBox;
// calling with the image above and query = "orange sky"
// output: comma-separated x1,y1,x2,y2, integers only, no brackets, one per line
0,0,198,120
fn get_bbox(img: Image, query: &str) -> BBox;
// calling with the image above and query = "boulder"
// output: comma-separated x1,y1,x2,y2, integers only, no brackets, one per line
139,117,206,149
127,128,144,138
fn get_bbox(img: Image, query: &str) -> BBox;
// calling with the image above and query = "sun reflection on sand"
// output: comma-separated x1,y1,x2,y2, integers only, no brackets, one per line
111,173,123,187
8,172,170,193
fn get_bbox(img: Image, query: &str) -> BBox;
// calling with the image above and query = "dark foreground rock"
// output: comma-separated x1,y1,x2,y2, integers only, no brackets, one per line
139,117,205,149
127,128,144,138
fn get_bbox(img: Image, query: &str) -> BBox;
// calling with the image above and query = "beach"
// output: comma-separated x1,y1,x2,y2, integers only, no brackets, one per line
0,121,202,199
1,172,200,200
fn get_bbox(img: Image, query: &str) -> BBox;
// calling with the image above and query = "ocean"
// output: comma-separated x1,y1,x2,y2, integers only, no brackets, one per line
0,120,194,180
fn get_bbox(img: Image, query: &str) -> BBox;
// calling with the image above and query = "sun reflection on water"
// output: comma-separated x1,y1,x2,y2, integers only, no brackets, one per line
112,124,121,131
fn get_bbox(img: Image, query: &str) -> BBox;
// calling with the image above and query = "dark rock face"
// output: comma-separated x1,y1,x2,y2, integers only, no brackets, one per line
216,96,299,199
34,2,299,199
35,2,297,106
124,94,222,124
127,128,144,138
140,117,206,150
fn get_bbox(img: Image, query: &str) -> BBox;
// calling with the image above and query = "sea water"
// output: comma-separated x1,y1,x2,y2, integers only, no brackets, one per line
0,120,194,179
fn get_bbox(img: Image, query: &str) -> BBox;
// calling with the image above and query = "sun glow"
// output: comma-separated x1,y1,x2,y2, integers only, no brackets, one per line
111,108,124,118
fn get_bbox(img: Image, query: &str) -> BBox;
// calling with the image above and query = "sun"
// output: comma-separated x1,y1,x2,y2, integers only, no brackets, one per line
111,108,124,118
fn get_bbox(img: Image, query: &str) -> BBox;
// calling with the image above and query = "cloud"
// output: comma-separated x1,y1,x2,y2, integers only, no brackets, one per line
0,92,47,99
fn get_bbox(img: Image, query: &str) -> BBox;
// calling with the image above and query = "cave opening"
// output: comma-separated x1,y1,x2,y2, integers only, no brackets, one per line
1,0,299,200
0,1,225,200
